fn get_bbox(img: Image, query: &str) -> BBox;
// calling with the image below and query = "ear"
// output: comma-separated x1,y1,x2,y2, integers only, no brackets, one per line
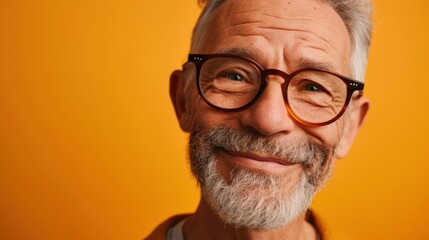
170,70,192,132
335,97,370,158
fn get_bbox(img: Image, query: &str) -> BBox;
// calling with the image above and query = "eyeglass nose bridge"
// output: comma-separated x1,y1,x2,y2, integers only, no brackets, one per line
260,68,293,84
258,68,293,96
257,68,323,127
248,68,296,121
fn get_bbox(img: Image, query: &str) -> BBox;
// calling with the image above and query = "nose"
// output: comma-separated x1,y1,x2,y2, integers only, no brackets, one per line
239,76,295,136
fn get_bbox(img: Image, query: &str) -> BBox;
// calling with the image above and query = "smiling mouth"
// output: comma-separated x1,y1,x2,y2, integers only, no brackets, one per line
216,147,298,174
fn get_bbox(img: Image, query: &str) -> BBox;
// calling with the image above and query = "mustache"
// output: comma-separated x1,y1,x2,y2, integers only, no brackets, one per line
198,125,331,167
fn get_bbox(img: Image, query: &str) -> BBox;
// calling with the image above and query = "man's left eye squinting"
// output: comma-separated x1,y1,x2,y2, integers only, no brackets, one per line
226,73,244,81
304,84,322,92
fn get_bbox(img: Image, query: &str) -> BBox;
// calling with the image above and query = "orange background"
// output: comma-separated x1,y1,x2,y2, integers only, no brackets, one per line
0,0,428,239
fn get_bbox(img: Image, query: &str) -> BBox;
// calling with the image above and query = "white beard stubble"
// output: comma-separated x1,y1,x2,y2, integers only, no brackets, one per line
189,126,336,230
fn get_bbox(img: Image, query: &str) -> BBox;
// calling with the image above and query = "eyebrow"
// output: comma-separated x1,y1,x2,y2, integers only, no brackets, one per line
215,47,339,73
216,48,259,60
296,60,338,73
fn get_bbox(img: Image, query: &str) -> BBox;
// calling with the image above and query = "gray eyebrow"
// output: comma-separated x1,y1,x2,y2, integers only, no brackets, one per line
215,47,339,74
216,48,259,60
295,60,338,73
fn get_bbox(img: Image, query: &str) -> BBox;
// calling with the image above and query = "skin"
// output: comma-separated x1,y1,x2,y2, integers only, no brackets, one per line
170,0,369,239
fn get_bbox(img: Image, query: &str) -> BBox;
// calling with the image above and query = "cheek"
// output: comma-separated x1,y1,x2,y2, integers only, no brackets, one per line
304,120,345,149
192,105,242,133
187,87,242,132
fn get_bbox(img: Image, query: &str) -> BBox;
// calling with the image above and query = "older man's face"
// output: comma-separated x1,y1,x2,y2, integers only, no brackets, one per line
171,0,367,229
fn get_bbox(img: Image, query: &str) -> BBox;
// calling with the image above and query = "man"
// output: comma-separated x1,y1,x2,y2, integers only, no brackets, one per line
147,0,372,239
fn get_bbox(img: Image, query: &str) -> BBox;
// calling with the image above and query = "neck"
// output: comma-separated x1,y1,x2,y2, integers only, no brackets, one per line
183,200,317,240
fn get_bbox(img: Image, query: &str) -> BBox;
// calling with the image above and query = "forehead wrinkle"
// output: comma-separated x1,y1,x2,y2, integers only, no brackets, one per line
262,19,341,54
204,0,351,74
225,10,346,58
217,0,349,43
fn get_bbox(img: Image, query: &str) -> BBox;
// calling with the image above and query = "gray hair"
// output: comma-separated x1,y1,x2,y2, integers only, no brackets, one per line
190,0,373,81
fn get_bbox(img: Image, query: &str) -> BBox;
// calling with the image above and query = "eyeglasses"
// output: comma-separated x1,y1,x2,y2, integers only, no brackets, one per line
187,54,364,127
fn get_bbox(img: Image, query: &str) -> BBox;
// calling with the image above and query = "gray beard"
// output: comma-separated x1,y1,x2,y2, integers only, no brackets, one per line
188,125,336,230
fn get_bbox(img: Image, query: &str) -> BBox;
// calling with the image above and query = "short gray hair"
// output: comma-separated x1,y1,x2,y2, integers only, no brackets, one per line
190,0,373,81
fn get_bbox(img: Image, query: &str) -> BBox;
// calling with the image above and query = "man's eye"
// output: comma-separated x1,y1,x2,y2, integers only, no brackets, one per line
219,72,245,81
304,83,323,92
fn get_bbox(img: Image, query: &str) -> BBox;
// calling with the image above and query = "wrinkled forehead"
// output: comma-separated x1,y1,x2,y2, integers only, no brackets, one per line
212,0,348,33
199,0,351,72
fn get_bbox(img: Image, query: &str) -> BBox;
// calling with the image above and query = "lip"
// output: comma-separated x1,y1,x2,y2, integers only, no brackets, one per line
216,148,298,174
